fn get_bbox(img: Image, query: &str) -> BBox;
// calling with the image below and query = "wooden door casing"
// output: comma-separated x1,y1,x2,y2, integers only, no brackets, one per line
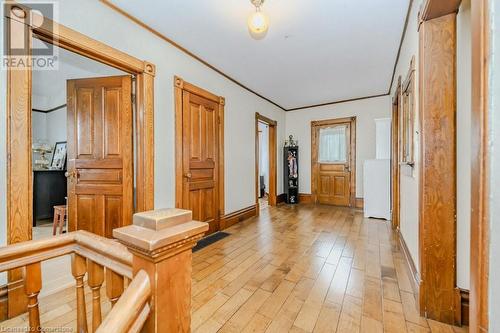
391,77,402,230
470,0,490,330
255,113,278,211
418,12,457,323
311,117,356,207
5,4,155,318
182,91,220,233
67,75,133,238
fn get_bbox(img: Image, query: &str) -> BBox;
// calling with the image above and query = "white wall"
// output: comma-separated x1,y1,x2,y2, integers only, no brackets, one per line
488,0,500,329
46,108,67,146
31,109,67,165
456,0,471,290
285,95,391,197
389,0,421,270
375,118,391,159
0,0,286,244
32,112,48,143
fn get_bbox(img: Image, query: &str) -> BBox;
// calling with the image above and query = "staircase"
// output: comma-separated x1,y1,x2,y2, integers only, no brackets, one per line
0,208,208,332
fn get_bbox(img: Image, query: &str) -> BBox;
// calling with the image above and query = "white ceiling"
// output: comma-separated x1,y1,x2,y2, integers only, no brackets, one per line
108,0,409,110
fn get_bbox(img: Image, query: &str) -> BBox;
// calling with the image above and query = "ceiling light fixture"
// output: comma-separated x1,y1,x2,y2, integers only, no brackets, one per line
248,0,269,40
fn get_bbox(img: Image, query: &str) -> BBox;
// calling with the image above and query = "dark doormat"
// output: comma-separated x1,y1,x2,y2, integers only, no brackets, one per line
193,231,231,252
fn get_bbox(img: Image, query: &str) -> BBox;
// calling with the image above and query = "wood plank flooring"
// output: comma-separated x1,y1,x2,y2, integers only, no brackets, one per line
191,204,467,333
1,204,468,332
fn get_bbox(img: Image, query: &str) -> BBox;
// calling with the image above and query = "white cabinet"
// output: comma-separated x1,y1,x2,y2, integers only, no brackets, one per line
363,118,392,220
375,118,391,159
364,159,391,220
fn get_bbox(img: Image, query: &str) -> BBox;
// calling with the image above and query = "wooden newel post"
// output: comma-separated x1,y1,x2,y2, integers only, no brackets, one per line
113,208,208,333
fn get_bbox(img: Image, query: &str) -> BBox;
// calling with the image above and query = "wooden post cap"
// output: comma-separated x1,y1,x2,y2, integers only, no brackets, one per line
113,209,208,258
133,208,192,231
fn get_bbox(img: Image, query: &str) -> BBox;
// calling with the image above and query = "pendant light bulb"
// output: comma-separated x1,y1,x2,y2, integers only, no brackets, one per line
248,1,269,40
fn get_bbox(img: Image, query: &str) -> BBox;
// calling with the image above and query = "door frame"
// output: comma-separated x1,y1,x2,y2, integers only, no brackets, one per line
173,76,225,222
418,4,458,323
311,117,356,206
470,0,490,331
5,3,155,318
255,113,278,211
391,77,402,230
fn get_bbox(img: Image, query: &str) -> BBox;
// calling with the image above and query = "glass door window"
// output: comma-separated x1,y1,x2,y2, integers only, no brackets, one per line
318,125,347,163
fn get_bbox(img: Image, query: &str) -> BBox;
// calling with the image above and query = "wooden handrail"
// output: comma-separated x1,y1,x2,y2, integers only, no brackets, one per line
0,233,74,271
95,270,151,333
0,208,208,333
74,231,132,278
0,230,133,278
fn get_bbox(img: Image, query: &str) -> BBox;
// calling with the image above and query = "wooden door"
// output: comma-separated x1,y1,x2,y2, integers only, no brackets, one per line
182,91,220,233
312,118,355,207
67,75,133,238
317,164,351,206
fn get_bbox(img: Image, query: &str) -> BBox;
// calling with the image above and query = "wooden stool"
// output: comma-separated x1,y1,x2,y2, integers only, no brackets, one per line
52,205,67,235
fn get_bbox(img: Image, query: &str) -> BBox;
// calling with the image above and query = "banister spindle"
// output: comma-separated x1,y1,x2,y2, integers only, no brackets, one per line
106,269,124,306
25,262,42,332
72,253,88,333
124,276,131,289
87,260,104,331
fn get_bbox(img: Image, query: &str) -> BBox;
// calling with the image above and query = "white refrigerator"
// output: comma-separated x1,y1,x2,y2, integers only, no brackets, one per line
363,118,391,220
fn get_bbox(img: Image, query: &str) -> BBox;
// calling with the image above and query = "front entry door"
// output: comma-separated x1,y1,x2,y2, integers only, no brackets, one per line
181,90,220,234
313,120,354,207
67,75,133,237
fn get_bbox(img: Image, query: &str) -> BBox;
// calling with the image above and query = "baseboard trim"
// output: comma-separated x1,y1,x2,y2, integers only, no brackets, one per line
220,204,257,230
396,229,420,297
298,193,313,204
355,197,364,209
0,284,7,321
276,193,286,204
454,287,469,326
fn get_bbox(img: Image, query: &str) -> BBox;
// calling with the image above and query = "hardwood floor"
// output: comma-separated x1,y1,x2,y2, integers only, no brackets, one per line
191,204,467,333
1,204,468,332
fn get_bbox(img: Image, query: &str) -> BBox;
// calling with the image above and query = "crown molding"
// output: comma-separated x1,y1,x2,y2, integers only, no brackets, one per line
100,0,403,112
100,0,286,111
286,93,389,112
388,0,414,94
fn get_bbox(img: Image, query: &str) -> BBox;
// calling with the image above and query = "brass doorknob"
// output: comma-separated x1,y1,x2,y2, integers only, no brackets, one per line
184,172,192,179
65,170,78,179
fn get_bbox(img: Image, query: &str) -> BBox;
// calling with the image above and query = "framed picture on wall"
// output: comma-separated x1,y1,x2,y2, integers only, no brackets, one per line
50,141,67,170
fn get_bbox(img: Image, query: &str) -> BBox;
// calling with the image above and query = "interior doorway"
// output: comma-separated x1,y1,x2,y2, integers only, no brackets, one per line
255,113,277,211
29,41,134,297
5,3,155,317
311,117,356,207
31,43,131,242
257,122,270,209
